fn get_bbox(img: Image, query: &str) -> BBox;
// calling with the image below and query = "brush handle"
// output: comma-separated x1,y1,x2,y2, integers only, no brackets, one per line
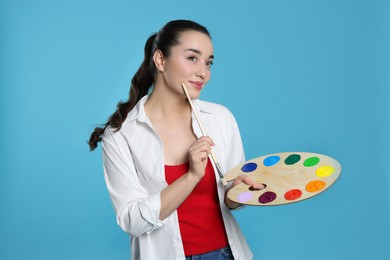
181,83,227,186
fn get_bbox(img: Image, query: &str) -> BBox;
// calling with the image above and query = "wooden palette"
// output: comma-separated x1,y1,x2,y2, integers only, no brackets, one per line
226,152,341,206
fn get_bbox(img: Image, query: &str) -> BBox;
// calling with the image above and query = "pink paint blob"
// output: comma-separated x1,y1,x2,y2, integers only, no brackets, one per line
237,192,253,203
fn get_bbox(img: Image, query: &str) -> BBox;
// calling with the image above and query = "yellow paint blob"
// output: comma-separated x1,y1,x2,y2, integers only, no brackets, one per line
315,165,335,177
306,180,326,192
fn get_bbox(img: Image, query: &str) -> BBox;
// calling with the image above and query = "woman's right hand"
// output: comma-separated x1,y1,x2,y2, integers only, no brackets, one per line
187,136,215,180
159,135,215,220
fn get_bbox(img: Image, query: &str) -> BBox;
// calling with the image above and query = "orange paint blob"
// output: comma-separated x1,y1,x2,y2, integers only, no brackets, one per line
284,189,302,201
305,180,326,192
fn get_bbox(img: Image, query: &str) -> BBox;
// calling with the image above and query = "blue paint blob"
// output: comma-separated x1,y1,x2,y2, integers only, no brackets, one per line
241,162,257,172
263,155,281,166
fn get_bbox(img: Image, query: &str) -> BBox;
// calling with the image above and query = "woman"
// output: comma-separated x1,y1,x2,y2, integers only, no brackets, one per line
89,20,260,260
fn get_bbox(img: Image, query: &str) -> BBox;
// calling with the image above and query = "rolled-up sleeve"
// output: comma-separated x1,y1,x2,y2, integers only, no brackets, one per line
102,127,165,237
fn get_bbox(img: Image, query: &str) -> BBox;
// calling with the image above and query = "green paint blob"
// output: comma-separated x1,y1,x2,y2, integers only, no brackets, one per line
303,157,320,167
284,154,301,165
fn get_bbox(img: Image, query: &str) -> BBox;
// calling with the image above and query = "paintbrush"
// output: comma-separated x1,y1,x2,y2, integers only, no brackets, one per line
181,83,227,186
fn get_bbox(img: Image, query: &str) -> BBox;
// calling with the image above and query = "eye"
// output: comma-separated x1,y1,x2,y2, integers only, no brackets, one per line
187,56,197,62
206,60,214,67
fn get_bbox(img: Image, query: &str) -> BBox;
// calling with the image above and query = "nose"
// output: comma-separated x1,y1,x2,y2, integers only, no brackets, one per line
195,64,208,79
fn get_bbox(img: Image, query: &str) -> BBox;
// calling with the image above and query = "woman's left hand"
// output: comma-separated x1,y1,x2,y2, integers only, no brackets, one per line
224,175,265,209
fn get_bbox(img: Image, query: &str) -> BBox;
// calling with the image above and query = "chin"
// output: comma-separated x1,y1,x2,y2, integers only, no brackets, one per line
189,91,201,100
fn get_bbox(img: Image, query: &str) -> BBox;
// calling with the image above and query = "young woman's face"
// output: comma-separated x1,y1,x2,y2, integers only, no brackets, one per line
159,31,214,99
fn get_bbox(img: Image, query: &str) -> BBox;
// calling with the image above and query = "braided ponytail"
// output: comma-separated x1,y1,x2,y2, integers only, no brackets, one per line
88,34,156,151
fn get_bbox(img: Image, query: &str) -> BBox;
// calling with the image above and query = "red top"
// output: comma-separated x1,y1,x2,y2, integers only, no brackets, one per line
164,159,229,256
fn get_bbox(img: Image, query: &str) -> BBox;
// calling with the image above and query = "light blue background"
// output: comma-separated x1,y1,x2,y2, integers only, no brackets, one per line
1,0,389,259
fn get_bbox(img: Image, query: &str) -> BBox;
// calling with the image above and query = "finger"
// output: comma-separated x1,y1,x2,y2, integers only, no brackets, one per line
251,183,266,190
197,136,215,146
231,175,248,188
192,151,209,161
204,136,215,146
189,140,212,154
239,175,266,189
238,175,254,185
189,143,211,156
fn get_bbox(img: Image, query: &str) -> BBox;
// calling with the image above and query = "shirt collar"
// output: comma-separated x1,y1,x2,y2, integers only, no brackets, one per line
125,95,150,123
192,99,214,115
124,95,214,124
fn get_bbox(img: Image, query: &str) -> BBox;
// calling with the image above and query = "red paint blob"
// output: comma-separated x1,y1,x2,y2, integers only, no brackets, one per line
284,189,303,201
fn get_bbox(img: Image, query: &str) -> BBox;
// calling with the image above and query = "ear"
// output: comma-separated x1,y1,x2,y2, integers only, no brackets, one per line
153,50,165,72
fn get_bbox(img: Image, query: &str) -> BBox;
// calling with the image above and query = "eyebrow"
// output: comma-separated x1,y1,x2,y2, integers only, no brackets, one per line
184,48,214,59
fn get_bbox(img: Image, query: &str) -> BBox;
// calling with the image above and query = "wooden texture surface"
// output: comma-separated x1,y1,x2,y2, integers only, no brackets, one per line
226,152,342,206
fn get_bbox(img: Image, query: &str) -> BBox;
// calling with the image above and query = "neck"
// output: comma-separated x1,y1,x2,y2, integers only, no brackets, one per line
145,83,191,121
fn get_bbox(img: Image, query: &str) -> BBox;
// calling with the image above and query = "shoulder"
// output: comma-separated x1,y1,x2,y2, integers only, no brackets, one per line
102,125,123,146
103,95,149,140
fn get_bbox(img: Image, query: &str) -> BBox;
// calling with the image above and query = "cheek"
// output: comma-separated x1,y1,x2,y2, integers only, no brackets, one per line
167,59,192,77
163,61,189,86
176,59,194,75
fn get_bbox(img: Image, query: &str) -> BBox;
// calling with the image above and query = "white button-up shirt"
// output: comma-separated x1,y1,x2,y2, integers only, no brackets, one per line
102,95,253,260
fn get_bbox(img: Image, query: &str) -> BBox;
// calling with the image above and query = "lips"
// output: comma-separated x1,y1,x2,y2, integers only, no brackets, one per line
189,81,203,90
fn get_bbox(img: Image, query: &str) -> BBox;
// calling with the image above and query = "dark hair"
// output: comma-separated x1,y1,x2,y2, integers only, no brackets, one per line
88,20,211,151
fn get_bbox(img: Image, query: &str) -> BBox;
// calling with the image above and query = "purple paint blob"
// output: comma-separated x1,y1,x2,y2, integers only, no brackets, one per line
258,191,277,204
263,156,281,166
241,162,257,172
237,192,253,203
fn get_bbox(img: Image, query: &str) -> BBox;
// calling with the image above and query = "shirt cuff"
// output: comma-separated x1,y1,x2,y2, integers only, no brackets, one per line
138,192,166,234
